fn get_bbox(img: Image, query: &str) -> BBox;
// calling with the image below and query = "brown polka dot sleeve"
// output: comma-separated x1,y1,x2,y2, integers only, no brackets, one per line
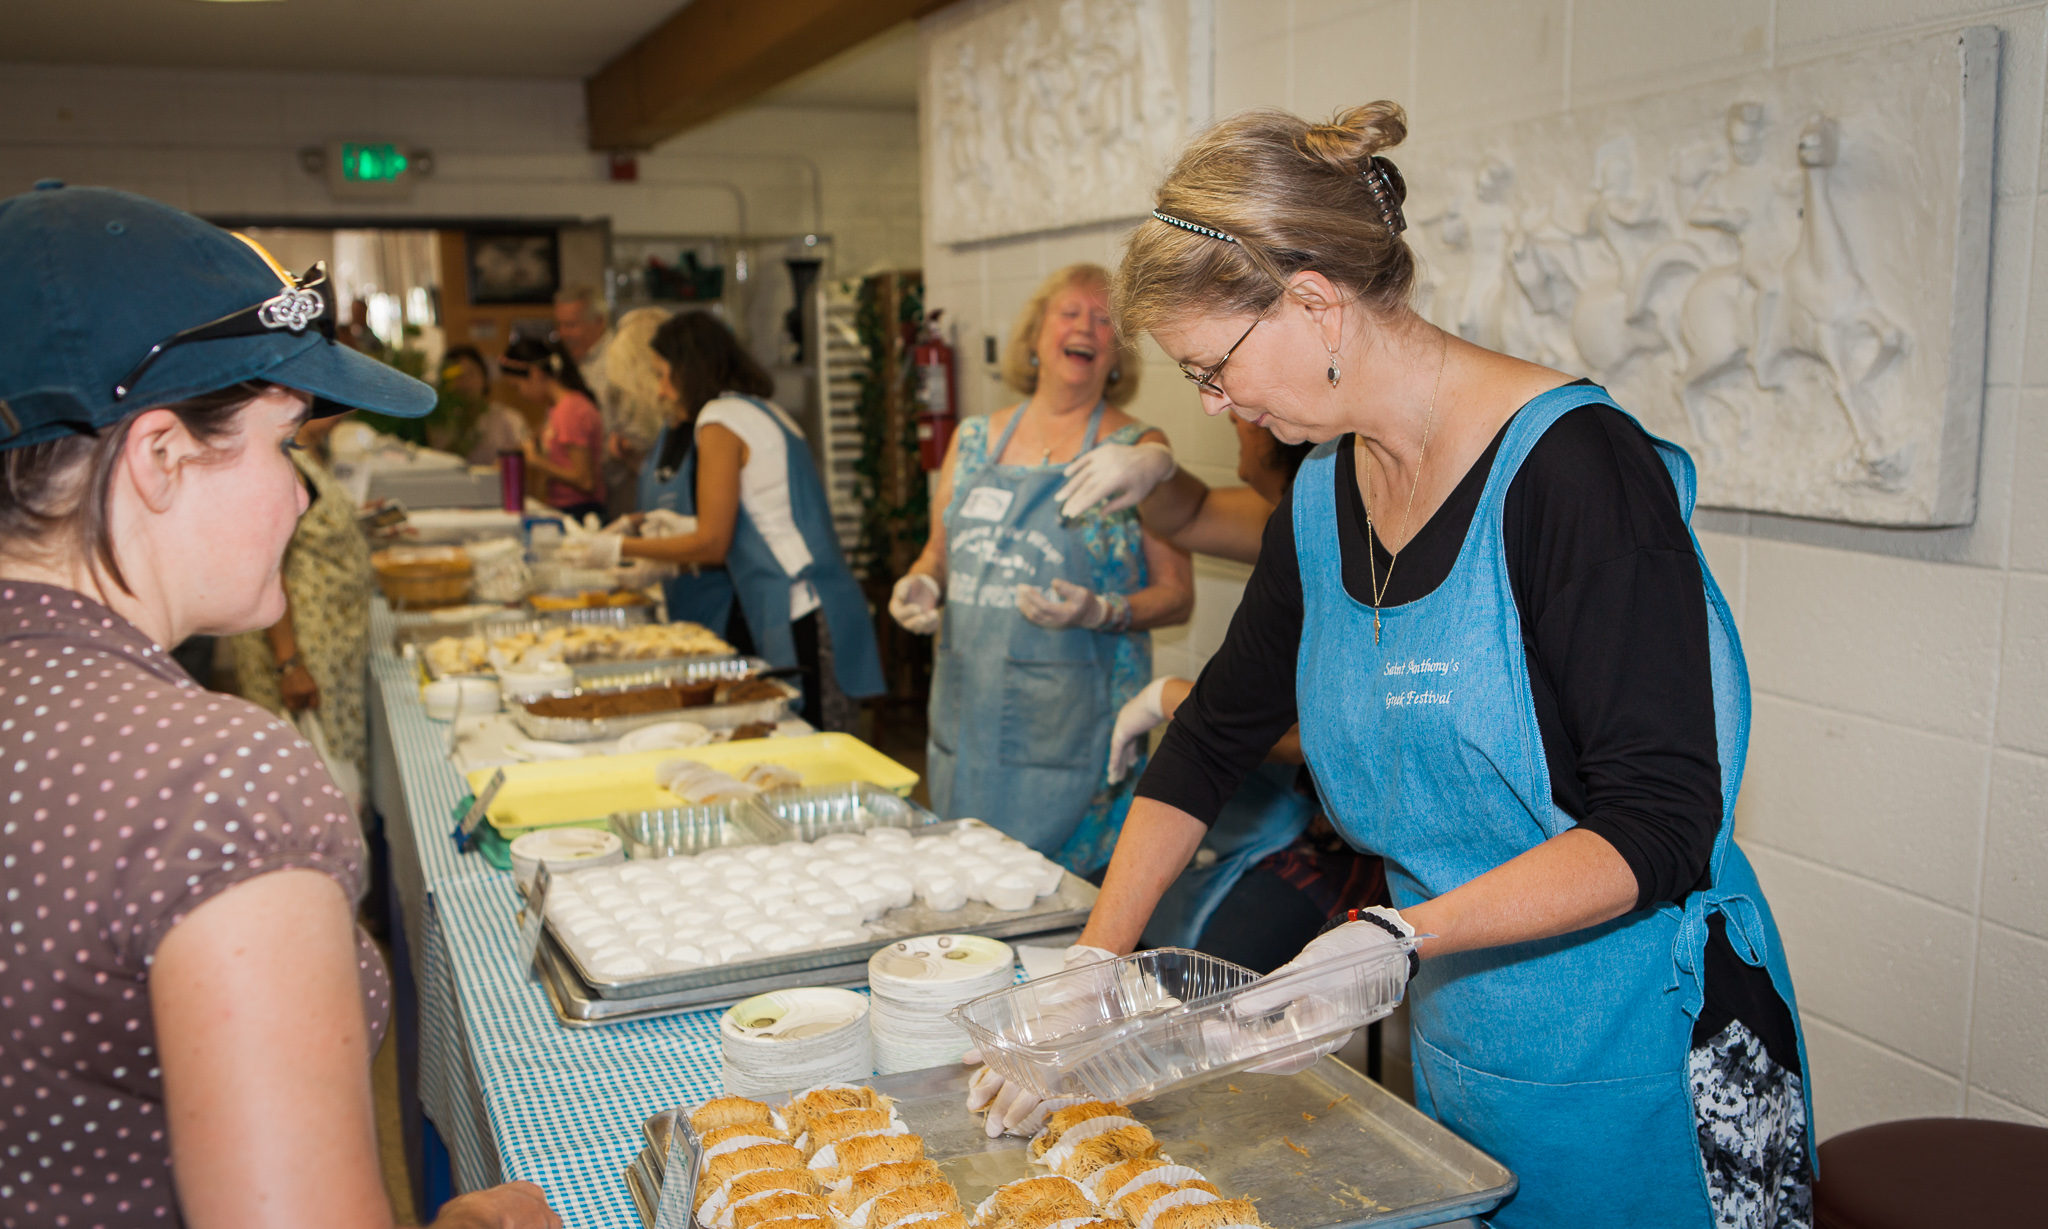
0,582,391,1229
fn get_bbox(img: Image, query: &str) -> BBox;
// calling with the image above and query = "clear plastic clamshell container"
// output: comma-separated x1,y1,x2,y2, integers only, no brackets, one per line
949,945,1410,1103
751,782,943,841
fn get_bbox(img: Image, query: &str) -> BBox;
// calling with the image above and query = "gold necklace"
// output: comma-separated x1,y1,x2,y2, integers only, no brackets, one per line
1025,404,1091,465
1362,334,1449,645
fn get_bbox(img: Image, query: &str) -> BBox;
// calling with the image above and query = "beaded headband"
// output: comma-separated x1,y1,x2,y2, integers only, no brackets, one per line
1153,156,1406,246
1150,209,1237,243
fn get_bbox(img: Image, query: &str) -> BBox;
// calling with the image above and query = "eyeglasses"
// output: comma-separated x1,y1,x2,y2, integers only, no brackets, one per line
1177,315,1261,397
111,261,335,401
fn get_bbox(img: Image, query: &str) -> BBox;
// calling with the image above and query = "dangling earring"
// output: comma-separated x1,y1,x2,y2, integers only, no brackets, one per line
1326,347,1342,387
1107,367,1122,385
1029,354,1039,368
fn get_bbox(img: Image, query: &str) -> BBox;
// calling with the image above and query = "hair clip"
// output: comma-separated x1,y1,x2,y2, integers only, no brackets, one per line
1151,209,1238,244
1364,157,1407,234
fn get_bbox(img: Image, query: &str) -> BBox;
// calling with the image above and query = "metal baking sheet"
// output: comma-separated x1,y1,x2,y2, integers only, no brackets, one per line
628,1058,1513,1229
533,932,872,1026
558,855,1098,1000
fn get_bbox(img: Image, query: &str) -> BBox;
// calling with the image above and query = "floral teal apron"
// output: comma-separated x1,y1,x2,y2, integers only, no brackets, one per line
1293,385,1811,1228
927,402,1121,855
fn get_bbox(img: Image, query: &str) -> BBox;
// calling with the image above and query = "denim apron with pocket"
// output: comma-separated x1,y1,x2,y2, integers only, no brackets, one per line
927,402,1119,854
637,421,737,635
1293,384,1812,1228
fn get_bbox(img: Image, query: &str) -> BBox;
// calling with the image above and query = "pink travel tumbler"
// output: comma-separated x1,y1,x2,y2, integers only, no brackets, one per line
498,450,525,513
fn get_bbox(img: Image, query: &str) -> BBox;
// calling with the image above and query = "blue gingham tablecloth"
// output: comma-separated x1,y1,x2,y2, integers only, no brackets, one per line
366,605,730,1226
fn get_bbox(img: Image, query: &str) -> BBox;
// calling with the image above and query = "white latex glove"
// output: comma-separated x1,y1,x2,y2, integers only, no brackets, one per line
963,943,1115,1138
1228,907,1416,1076
601,513,638,536
1015,578,1107,630
889,572,943,635
1108,677,1174,782
556,533,623,569
1055,441,1177,519
641,509,697,538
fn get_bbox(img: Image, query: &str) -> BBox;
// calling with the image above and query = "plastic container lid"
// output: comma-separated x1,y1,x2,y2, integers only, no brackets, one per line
948,945,1410,1103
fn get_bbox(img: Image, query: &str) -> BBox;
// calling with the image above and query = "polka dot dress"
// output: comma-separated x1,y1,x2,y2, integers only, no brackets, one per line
0,583,391,1228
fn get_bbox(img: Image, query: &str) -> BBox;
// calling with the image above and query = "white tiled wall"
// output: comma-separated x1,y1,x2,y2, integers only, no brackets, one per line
922,0,2048,1142
0,63,923,276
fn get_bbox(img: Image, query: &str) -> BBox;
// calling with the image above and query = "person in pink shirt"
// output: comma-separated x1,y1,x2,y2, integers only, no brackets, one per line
504,335,606,521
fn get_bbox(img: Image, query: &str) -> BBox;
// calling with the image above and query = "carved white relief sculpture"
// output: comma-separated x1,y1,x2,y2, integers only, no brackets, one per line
924,0,1191,244
1403,28,1996,525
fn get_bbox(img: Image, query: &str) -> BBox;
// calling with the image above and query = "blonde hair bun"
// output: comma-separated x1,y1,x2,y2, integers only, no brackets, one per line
1300,102,1408,178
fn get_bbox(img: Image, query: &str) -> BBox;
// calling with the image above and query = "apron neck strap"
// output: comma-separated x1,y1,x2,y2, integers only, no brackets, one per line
991,400,1109,462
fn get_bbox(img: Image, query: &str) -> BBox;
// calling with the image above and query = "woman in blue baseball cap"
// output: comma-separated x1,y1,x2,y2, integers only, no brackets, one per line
0,184,559,1229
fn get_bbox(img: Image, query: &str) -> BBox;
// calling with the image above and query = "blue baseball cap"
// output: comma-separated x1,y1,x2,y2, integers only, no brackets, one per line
0,181,434,452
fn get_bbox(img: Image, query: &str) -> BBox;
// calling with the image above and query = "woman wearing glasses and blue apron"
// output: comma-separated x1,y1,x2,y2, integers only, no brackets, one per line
887,265,1194,874
1042,105,1815,1228
619,312,883,726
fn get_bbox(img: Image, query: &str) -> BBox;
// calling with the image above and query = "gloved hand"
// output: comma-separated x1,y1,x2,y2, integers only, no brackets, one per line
1015,578,1108,630
1108,677,1175,782
555,532,623,569
1229,907,1416,1076
889,572,943,635
601,513,640,536
963,943,1114,1137
1055,441,1177,519
641,509,698,538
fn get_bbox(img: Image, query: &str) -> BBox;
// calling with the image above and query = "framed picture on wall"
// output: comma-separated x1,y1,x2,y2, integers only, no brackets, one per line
466,229,559,304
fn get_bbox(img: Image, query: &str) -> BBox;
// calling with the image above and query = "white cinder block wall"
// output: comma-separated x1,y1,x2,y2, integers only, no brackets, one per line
0,63,924,278
921,0,2048,1143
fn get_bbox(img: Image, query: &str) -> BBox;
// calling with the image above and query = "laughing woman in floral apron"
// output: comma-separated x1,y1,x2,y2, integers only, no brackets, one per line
888,264,1193,875
985,105,1815,1229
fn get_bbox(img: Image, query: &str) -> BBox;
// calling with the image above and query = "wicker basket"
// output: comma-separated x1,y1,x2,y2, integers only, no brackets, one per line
372,547,473,608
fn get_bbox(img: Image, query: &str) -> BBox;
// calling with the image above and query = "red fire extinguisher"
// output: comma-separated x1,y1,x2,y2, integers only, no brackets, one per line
912,311,957,472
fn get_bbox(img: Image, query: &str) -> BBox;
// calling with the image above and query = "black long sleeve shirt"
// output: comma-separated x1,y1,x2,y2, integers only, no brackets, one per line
1139,398,1723,910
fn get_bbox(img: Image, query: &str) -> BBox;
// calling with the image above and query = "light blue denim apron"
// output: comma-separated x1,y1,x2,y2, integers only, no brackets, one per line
927,402,1119,854
639,398,884,698
1294,385,1811,1228
1140,761,1313,949
638,421,737,635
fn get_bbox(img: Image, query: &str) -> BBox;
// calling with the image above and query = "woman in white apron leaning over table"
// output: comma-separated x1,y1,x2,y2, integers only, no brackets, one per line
972,105,1817,1229
886,264,1193,876
596,310,885,729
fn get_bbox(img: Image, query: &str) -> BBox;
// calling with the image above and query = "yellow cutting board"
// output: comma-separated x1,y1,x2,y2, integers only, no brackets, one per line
467,732,919,837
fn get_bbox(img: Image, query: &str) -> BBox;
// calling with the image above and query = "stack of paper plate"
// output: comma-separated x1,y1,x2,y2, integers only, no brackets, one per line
867,935,1016,1074
720,987,873,1095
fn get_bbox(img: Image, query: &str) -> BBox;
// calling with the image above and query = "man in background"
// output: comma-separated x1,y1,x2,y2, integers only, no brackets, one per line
554,284,636,517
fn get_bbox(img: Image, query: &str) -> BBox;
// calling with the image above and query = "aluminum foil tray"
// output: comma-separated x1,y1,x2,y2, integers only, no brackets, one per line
751,782,942,841
511,666,796,742
627,1059,1515,1229
608,801,775,860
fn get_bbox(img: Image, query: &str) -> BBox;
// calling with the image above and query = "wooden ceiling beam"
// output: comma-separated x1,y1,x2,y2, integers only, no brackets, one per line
587,0,952,151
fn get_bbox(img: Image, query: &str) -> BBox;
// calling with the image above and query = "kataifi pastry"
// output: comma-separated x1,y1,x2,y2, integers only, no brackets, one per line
1053,1127,1161,1187
691,1095,778,1135
1120,1181,1220,1229
833,1160,945,1217
732,1193,833,1229
815,1131,925,1186
1095,1163,1204,1206
1149,1199,1261,1229
862,1181,960,1229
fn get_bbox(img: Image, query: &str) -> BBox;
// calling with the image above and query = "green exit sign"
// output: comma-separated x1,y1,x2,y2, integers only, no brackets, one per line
341,142,408,183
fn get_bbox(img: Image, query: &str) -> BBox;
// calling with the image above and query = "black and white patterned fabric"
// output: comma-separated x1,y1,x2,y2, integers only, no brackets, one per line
1689,1018,1814,1229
